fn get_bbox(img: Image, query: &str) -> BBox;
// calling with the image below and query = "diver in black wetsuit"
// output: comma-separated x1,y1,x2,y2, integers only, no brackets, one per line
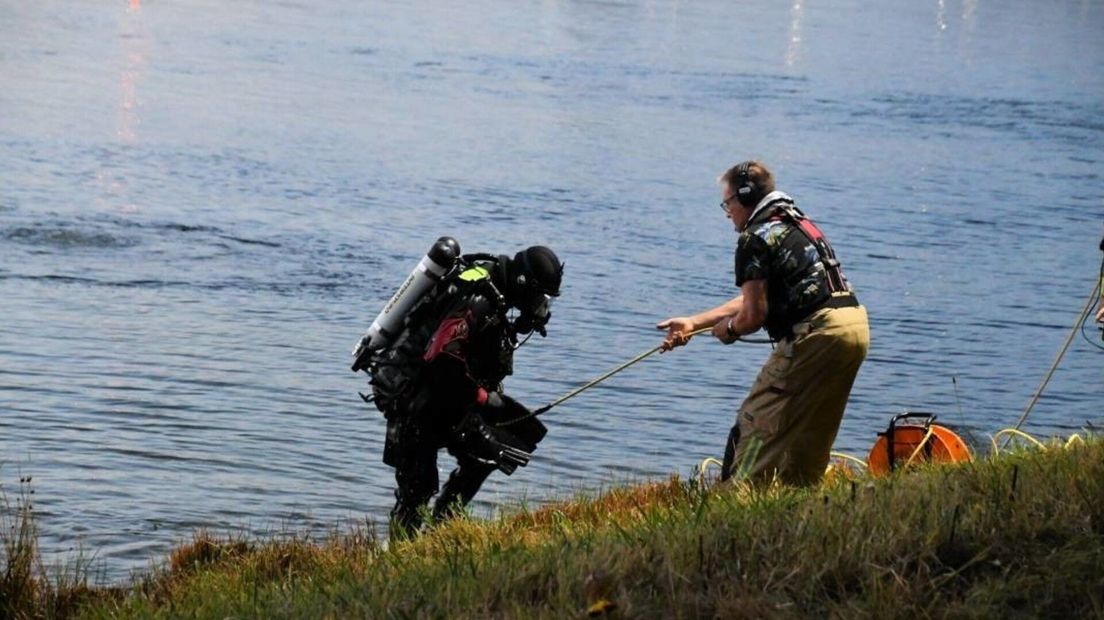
362,246,563,536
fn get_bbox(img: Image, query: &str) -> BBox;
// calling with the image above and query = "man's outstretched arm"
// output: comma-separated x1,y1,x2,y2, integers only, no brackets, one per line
657,294,745,351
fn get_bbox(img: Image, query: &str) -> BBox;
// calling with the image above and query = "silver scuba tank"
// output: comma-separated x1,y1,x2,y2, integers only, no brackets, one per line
351,236,461,371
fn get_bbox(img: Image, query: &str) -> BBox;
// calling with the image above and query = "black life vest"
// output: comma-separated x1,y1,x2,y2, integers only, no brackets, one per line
747,197,855,340
768,202,850,296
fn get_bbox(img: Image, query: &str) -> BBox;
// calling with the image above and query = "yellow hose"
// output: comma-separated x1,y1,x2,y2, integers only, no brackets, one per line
694,457,725,483
1004,280,1101,447
991,428,1048,454
990,428,1089,456
829,451,867,469
1065,434,1085,448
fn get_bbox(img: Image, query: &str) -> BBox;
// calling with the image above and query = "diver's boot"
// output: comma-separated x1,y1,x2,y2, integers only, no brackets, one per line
432,462,496,523
390,487,431,540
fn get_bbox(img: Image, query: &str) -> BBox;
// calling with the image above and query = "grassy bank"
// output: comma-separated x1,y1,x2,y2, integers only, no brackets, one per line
4,438,1104,619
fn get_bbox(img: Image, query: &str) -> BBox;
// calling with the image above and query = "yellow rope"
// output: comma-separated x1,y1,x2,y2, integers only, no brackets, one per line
992,428,1048,454
990,428,1089,456
1004,280,1101,447
1065,434,1085,448
829,451,868,469
903,426,937,469
529,327,714,417
694,457,725,483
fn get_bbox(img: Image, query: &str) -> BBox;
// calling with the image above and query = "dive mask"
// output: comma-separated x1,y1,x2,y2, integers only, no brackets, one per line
514,290,556,336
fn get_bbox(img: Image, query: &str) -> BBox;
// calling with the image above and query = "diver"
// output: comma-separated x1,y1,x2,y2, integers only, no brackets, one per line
352,239,563,537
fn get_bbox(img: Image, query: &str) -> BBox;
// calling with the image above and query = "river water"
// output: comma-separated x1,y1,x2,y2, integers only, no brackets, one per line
1,0,1101,580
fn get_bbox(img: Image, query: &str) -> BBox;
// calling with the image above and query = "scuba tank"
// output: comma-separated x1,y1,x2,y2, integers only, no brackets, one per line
351,236,461,372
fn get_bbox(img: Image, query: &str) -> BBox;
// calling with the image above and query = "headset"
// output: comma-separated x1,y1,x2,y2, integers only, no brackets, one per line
733,161,759,208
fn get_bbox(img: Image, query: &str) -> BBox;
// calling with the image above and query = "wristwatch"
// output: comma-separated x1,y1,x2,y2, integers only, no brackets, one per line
726,317,738,339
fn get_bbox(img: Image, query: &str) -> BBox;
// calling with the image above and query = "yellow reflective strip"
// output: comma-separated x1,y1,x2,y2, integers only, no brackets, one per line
458,266,490,282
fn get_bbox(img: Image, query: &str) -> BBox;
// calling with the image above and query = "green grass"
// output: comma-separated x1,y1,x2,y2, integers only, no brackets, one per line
1,477,116,620
5,438,1104,619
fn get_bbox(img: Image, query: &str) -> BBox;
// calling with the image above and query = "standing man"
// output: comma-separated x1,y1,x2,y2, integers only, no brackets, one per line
360,245,563,537
657,161,869,486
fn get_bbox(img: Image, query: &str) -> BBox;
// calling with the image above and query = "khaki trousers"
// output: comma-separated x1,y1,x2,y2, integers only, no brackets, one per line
726,305,870,486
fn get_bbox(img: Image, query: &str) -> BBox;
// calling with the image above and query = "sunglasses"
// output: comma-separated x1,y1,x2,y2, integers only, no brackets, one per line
719,194,740,212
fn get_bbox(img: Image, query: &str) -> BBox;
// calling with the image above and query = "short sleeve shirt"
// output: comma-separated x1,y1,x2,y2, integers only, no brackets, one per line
734,206,833,332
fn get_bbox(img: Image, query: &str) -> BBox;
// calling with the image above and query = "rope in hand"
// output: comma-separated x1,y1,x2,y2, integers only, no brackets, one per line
495,325,771,427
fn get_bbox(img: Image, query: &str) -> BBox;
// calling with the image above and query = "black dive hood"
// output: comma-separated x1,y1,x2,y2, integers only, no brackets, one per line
502,246,563,337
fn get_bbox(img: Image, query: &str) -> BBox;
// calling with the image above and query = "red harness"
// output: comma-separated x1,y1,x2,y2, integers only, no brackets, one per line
770,204,849,294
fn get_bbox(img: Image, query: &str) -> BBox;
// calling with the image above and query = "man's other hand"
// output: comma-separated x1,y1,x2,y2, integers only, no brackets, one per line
712,315,739,344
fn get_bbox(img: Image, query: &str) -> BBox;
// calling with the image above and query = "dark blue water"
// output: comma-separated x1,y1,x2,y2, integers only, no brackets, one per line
1,0,1102,579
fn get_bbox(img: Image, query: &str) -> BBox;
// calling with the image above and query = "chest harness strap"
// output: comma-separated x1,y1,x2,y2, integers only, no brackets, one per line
769,202,850,295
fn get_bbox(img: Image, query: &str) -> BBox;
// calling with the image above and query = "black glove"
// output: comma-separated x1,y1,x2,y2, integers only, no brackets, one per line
453,413,532,475
478,392,547,447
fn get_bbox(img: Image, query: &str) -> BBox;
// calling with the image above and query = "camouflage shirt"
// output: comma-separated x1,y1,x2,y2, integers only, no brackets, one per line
734,192,850,339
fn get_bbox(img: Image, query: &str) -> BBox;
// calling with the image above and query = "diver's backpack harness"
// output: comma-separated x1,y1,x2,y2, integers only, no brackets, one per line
359,254,507,418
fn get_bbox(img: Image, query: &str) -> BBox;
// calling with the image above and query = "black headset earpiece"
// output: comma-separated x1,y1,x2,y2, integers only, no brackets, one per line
734,161,757,207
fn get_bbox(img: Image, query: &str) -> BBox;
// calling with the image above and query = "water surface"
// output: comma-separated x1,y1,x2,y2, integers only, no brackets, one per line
1,0,1102,579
